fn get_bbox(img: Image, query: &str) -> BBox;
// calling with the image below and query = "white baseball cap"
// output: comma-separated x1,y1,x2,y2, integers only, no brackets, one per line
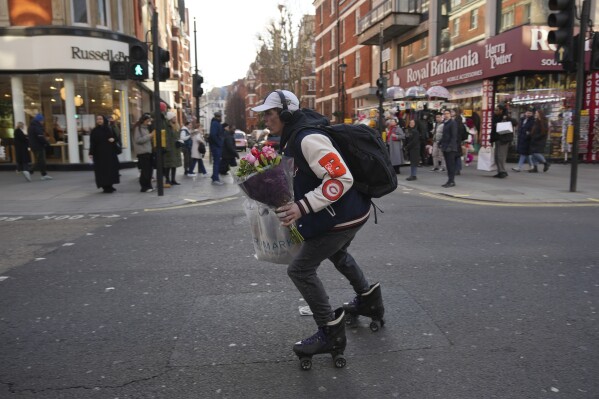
251,90,299,112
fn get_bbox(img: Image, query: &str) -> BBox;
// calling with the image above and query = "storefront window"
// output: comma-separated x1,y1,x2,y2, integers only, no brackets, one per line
495,73,577,161
495,73,576,111
0,73,131,163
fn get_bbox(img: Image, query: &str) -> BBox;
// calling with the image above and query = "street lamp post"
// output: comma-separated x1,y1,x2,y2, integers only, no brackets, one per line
339,61,347,123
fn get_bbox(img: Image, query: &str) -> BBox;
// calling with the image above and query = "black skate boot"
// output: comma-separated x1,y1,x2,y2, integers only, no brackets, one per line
343,282,385,332
293,307,347,370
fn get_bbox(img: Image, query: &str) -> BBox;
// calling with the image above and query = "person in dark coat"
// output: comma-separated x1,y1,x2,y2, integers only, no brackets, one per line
440,109,458,187
219,123,239,175
28,113,52,180
14,121,32,182
529,109,550,173
490,104,515,178
512,108,534,172
404,119,420,181
209,111,225,185
89,115,120,193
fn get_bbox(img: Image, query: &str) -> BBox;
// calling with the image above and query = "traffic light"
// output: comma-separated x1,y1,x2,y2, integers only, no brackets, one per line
591,32,599,71
193,74,204,97
547,0,576,71
128,43,148,80
376,77,387,99
157,47,170,82
109,61,128,80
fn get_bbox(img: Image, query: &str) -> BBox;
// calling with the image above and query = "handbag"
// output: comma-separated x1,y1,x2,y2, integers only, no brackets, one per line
242,199,301,264
476,146,496,171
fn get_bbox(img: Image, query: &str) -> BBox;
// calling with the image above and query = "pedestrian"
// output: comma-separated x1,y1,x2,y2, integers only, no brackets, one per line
189,123,207,177
512,107,534,172
14,121,32,182
385,117,404,174
28,113,52,180
490,104,512,178
163,111,182,186
440,109,458,188
219,123,239,176
89,115,120,193
404,119,420,181
108,115,122,151
251,89,384,364
179,119,193,176
133,113,155,192
430,112,446,172
209,111,225,185
417,112,432,166
451,108,467,175
529,109,551,173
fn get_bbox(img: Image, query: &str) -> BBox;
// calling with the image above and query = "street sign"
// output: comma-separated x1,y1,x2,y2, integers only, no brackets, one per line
382,48,390,63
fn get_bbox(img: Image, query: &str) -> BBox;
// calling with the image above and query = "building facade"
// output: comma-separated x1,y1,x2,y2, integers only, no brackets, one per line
314,0,376,123
0,0,191,168
316,0,599,162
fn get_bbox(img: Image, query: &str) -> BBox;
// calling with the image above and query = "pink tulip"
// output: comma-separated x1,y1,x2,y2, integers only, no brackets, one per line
261,146,276,160
244,153,256,164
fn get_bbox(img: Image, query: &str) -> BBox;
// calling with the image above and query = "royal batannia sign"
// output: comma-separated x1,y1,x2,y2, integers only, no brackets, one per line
394,26,564,88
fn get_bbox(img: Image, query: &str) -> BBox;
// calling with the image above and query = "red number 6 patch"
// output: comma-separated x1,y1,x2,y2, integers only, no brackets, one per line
318,152,347,178
322,179,344,201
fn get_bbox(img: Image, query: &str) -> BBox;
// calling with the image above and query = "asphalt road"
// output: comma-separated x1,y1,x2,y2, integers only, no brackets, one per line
0,190,597,398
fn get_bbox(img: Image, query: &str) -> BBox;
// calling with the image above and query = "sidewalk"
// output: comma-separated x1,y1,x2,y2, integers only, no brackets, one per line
0,167,239,216
0,162,597,216
397,162,599,204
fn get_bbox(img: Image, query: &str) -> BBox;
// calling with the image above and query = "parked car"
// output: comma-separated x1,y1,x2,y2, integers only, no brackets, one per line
234,130,247,151
259,134,280,151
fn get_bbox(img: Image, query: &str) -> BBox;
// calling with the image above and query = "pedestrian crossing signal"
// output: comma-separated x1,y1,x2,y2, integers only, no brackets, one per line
109,61,128,80
128,43,148,80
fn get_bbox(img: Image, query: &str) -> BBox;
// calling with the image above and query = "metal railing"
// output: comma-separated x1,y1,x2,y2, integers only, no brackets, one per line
358,0,426,34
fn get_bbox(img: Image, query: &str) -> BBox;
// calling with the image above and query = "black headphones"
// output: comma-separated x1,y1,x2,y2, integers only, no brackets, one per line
275,90,294,123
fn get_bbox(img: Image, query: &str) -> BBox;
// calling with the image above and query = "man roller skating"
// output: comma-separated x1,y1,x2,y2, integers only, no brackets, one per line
251,90,385,370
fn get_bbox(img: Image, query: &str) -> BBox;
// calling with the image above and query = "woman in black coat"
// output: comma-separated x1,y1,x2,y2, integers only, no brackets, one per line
404,119,420,181
14,121,32,181
529,109,550,173
89,115,120,193
219,124,239,175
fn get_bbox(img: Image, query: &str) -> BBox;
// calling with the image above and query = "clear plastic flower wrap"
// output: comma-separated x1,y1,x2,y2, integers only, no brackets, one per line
236,147,303,244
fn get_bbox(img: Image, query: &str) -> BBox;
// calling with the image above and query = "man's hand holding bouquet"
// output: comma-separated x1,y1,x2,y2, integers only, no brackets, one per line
236,146,303,244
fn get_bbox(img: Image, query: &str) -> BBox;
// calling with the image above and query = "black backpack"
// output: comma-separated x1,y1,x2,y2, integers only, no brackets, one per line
291,124,398,198
458,121,469,142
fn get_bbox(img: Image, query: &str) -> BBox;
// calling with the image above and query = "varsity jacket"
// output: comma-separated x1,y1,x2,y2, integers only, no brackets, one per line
282,110,371,239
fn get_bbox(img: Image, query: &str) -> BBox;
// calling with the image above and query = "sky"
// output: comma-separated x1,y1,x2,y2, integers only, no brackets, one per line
186,0,315,89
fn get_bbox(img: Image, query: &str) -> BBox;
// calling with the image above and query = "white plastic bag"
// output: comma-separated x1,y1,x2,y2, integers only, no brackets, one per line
476,146,496,171
243,199,301,264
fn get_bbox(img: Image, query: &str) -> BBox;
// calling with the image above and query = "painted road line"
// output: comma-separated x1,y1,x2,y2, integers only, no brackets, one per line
143,197,238,212
420,192,599,207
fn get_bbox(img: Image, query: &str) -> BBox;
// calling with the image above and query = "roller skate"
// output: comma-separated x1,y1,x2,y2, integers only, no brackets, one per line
343,282,385,332
293,307,347,371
